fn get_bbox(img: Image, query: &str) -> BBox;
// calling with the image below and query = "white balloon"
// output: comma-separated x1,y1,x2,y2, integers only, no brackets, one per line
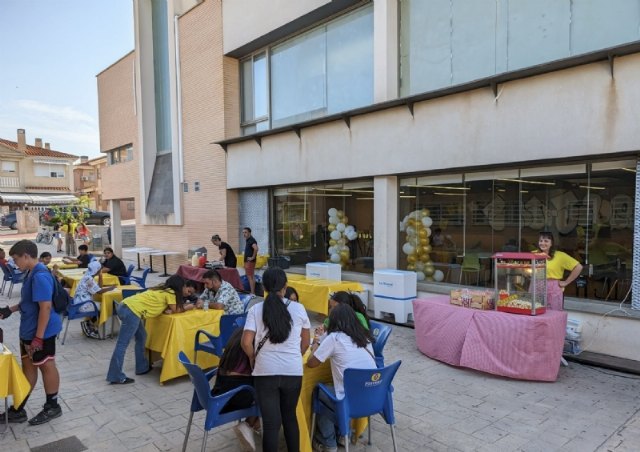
330,253,341,263
415,262,425,272
399,222,406,232
426,227,432,237
328,246,337,254
330,230,342,241
402,243,415,255
345,225,355,234
347,231,358,241
406,226,416,237
336,223,346,232
328,208,338,217
416,271,426,281
329,216,338,225
422,216,433,227
434,270,445,282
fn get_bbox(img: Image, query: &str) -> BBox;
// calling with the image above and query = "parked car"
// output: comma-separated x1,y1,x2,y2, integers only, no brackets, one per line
40,207,111,226
1,212,17,229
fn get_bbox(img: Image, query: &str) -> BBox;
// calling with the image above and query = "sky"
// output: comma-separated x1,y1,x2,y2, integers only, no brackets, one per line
0,0,134,159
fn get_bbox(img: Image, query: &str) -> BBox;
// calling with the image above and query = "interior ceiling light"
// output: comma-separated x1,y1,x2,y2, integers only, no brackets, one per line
498,178,556,186
579,185,606,190
433,192,467,196
406,184,470,190
621,167,637,173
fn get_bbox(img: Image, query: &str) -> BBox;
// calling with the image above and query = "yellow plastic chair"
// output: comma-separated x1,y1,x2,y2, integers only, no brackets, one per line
458,254,481,286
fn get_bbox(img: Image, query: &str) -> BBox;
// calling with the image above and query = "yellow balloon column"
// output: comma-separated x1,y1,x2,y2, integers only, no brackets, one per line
400,209,439,281
327,208,358,268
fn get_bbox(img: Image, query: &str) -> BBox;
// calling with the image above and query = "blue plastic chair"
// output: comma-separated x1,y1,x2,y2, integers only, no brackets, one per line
130,267,151,288
239,293,253,313
194,313,246,365
61,300,100,345
310,360,402,452
0,263,25,298
120,264,136,285
178,351,260,452
369,320,392,368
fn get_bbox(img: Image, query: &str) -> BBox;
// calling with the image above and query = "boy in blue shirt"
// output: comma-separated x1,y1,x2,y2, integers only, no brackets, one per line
0,240,63,425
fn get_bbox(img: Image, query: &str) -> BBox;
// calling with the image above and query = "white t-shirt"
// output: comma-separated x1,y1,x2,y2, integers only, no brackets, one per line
312,332,376,399
244,298,311,376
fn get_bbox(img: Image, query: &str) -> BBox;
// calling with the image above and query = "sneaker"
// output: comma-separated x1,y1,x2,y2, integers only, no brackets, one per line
0,407,27,423
28,403,62,425
337,436,346,447
233,421,256,452
80,321,91,337
312,439,338,452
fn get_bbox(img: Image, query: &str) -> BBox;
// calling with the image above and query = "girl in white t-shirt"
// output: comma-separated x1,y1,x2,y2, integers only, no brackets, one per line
307,303,376,452
242,268,310,452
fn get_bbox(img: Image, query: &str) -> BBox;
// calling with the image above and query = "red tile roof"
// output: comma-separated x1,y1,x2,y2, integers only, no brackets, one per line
0,138,78,159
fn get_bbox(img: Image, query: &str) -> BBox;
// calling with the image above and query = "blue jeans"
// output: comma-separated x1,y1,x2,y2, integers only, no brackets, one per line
314,385,341,448
106,304,148,383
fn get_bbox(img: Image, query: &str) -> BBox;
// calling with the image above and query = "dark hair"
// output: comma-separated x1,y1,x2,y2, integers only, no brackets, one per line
103,247,114,254
330,291,370,329
78,244,89,252
185,280,197,289
243,227,252,234
285,286,299,302
9,240,37,259
326,304,374,348
150,274,187,307
39,252,52,259
538,231,557,258
211,234,221,241
203,269,221,281
261,267,292,343
218,328,249,374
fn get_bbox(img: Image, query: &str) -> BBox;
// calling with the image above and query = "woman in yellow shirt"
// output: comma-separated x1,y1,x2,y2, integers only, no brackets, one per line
537,231,583,310
106,275,195,384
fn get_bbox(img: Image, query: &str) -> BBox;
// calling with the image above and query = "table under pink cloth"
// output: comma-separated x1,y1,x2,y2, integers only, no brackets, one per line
413,296,568,381
176,264,243,291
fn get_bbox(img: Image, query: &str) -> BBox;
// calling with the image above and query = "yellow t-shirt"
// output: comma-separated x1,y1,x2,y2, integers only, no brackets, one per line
545,251,580,280
124,289,177,319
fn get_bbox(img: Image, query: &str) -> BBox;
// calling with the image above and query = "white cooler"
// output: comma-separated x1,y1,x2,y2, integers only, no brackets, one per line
306,262,341,281
373,270,417,323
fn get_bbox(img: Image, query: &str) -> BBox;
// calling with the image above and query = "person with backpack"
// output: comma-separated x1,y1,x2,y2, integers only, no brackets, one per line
0,240,63,425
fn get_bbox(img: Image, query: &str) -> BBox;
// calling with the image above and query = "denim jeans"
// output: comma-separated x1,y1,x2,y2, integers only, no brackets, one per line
106,304,148,383
254,375,302,452
314,385,341,448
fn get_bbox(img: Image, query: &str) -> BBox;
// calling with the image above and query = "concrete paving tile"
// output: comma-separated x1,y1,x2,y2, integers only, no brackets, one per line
470,424,509,443
25,431,66,449
450,414,493,435
430,427,492,451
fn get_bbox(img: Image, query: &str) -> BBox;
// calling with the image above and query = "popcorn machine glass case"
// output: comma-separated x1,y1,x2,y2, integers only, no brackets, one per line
493,252,547,315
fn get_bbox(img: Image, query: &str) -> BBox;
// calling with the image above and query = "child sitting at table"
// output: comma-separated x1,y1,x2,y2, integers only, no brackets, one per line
106,275,196,385
212,328,260,451
307,303,377,452
316,292,370,341
284,286,299,302
73,261,117,339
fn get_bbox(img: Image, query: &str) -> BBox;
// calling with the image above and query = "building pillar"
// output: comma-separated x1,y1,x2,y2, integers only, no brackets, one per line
632,159,640,310
110,200,122,257
374,176,398,270
373,0,399,102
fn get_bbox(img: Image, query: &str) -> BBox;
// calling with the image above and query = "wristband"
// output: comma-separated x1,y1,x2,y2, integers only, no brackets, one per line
31,336,44,350
0,306,12,319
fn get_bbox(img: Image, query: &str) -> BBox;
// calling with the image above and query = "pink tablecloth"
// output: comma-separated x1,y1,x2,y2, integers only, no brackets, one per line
413,296,567,381
176,264,243,291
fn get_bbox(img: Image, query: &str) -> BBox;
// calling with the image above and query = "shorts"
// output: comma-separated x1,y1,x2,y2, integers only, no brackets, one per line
20,336,56,366
244,260,256,277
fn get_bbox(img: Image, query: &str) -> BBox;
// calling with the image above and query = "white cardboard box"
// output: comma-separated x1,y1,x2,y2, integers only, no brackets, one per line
373,270,417,299
306,262,342,281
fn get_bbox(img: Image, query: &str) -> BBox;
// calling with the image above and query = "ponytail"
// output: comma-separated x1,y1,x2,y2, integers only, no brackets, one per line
261,267,292,343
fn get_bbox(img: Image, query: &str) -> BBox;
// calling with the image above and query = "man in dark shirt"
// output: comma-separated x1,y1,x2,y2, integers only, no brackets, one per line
62,244,93,268
211,234,237,268
242,227,259,294
101,247,128,284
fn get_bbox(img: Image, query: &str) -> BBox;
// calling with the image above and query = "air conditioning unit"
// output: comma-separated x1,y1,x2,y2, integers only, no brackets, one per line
81,176,89,181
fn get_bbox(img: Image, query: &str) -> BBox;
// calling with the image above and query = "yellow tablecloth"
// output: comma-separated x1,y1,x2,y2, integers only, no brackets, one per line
287,279,364,314
95,285,145,326
145,310,223,384
286,273,306,281
59,268,120,296
0,348,31,409
297,352,367,452
236,254,270,269
47,257,78,270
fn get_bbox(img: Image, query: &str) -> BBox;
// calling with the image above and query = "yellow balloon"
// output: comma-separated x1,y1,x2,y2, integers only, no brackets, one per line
343,216,349,224
416,248,425,257
420,254,430,263
328,224,336,232
419,229,428,239
420,238,429,246
407,255,417,264
424,266,435,277
423,244,432,254
406,264,415,271
408,219,416,227
421,208,430,217
329,239,337,246
340,250,350,260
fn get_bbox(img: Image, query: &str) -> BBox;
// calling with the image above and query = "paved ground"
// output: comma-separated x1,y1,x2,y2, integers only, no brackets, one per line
1,235,640,451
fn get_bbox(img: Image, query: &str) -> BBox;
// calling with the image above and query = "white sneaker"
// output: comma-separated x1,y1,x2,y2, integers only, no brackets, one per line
312,439,338,452
234,421,256,452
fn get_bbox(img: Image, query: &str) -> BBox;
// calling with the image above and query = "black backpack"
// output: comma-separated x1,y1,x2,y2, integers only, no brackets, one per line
31,267,72,314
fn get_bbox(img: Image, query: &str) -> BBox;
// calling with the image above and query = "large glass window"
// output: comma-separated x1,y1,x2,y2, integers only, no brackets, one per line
400,0,640,96
240,5,373,134
399,160,636,303
273,180,374,273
